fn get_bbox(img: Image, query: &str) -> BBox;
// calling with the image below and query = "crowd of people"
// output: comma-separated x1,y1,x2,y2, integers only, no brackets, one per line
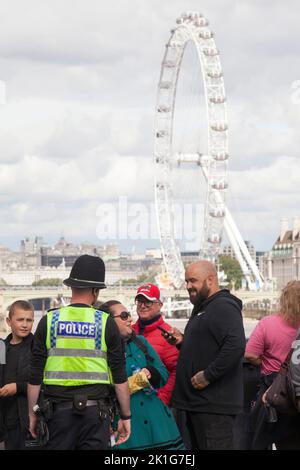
0,254,300,451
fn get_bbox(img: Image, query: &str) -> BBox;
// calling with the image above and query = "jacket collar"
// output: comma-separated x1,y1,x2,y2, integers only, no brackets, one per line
191,289,241,315
5,332,33,346
137,314,163,334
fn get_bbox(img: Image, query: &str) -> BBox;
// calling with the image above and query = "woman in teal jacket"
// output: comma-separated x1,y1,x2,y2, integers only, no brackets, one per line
101,300,184,451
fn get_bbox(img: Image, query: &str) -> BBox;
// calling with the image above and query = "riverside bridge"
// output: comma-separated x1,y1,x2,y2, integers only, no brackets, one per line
0,285,280,334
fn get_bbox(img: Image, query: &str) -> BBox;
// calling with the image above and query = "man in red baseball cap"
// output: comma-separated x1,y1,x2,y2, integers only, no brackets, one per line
132,283,179,407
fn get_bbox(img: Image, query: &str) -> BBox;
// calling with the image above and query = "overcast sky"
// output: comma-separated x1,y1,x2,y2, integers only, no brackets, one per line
0,0,299,253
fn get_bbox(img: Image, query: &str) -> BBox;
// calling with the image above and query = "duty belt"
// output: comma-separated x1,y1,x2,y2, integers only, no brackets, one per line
53,399,99,410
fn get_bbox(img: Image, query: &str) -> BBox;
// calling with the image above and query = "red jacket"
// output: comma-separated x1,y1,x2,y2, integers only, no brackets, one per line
132,315,179,406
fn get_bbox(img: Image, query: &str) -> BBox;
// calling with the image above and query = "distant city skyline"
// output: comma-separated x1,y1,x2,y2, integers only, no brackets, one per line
0,235,158,254
0,212,296,252
0,213,297,254
0,232,263,254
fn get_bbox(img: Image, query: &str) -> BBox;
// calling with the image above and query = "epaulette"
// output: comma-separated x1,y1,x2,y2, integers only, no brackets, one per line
47,307,61,312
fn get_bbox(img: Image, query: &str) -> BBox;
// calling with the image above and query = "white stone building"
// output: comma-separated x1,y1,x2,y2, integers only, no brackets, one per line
262,217,300,290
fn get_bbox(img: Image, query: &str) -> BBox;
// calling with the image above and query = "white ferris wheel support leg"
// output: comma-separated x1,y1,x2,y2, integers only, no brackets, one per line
202,167,264,289
178,154,264,289
223,217,252,281
200,161,264,289
223,209,264,289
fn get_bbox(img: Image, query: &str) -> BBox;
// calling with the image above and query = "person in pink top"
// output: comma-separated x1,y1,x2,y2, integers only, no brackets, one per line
245,280,300,449
246,313,299,375
132,284,179,407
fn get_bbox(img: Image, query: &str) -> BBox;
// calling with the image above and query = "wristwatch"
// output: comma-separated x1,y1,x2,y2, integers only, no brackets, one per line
120,414,131,420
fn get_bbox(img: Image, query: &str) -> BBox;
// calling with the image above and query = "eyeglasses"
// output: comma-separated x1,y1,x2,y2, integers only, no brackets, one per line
112,311,131,321
135,299,160,308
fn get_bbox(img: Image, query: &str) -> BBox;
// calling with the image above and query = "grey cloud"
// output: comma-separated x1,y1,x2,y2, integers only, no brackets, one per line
0,132,24,164
0,32,130,66
0,0,299,251
38,114,110,161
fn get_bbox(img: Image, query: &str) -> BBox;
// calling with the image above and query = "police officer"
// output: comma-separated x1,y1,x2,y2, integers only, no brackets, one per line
28,255,131,450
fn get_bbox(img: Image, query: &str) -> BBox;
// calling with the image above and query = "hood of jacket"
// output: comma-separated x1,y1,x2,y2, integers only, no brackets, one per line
192,289,242,316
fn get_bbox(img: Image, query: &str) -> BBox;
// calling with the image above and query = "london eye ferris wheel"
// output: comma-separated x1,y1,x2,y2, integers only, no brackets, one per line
154,12,264,289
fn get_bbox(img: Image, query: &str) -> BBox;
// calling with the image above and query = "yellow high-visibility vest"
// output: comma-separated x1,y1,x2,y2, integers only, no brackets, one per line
44,306,111,386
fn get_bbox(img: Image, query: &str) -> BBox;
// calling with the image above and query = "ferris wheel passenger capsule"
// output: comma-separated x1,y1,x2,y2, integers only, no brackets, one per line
207,70,223,79
199,30,214,39
211,122,228,132
159,81,172,89
157,105,171,113
195,18,209,27
209,95,226,104
156,130,168,138
209,208,226,218
168,41,184,48
163,60,176,68
211,180,228,190
203,47,218,56
212,152,229,161
208,234,222,244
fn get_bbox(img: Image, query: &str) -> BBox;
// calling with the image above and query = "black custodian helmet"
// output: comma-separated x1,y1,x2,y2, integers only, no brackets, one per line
63,255,106,289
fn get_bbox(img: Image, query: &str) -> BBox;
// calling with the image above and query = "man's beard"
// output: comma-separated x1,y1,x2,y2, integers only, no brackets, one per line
188,282,210,306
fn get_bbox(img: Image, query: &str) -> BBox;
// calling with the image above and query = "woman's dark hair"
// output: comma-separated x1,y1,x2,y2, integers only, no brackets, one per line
100,300,121,315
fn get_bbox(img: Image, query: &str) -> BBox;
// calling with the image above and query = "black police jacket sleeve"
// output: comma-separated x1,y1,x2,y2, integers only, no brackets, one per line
203,300,246,383
30,315,48,385
105,316,127,384
16,381,28,396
